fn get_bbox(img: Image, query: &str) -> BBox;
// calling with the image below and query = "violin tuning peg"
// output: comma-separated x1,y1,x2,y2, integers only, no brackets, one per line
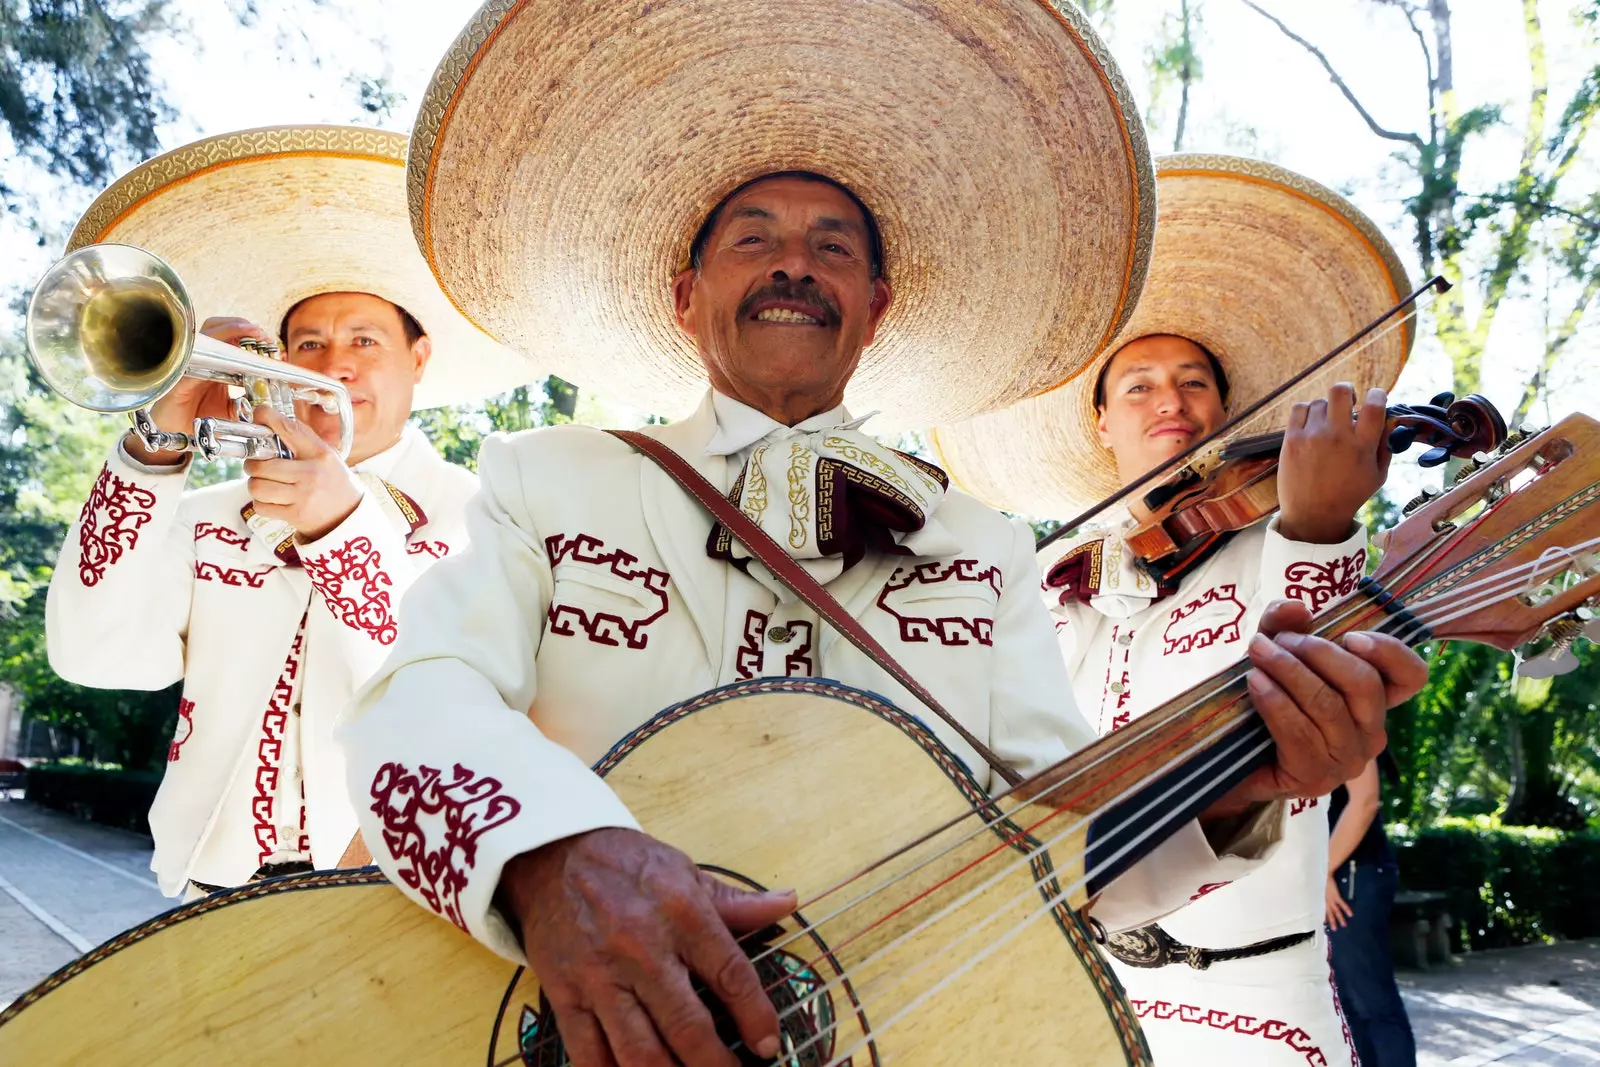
1516,649,1580,679
1388,425,1418,452
1430,392,1456,408
1402,485,1442,515
1417,445,1452,468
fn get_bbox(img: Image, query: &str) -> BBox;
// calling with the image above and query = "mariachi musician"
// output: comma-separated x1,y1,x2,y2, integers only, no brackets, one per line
337,6,1431,1066
934,154,1415,1065
41,126,534,899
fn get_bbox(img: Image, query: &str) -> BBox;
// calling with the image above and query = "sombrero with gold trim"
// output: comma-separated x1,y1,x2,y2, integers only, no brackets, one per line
67,124,537,410
406,0,1156,425
930,154,1415,518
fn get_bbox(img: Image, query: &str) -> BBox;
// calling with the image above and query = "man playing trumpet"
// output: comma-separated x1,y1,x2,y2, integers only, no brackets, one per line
42,126,534,899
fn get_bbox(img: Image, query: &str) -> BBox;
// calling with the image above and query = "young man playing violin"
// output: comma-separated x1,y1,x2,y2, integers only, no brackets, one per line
936,155,1416,1065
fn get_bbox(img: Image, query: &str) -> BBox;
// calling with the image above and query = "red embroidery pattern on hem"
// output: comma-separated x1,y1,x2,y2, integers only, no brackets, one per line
1129,999,1329,1066
1189,881,1232,902
407,539,449,559
194,561,271,588
252,622,304,866
168,698,195,763
783,621,815,676
1290,796,1322,816
1285,550,1368,613
875,559,1001,646
194,522,251,550
1163,584,1247,655
77,465,157,586
369,762,522,931
302,536,398,644
545,533,670,650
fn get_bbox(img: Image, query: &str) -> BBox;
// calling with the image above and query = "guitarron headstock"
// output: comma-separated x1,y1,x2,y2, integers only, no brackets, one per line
1368,413,1600,674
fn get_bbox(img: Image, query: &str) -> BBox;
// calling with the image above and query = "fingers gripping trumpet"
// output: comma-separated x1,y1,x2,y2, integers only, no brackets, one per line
25,244,352,461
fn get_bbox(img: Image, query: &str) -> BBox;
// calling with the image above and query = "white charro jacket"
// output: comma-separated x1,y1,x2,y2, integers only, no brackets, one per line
1046,515,1368,1066
339,392,1291,963
46,425,476,895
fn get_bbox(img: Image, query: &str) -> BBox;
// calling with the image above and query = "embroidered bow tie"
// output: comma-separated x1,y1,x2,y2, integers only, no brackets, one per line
1039,517,1175,620
708,424,959,598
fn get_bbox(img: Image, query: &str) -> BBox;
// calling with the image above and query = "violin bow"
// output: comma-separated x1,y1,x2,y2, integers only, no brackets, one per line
1035,275,1450,551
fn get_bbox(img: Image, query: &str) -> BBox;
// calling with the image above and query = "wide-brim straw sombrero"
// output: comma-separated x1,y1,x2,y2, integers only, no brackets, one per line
406,0,1156,425
929,154,1415,518
67,124,537,410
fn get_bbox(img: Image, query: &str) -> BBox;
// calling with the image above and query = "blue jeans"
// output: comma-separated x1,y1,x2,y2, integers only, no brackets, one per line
1329,861,1417,1067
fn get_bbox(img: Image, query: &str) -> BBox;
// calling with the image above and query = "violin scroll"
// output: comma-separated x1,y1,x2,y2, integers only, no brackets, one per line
1385,392,1507,468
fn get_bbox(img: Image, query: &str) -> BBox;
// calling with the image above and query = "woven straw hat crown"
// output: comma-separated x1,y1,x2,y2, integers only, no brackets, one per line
68,124,538,411
407,0,1159,425
931,154,1414,518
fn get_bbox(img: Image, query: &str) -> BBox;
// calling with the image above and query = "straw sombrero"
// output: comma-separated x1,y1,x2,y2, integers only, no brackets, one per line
67,124,536,410
929,154,1415,518
406,0,1156,425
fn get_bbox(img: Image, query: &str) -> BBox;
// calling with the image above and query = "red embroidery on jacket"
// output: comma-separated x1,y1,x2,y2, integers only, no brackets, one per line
194,561,271,588
1129,1000,1329,1066
168,698,195,763
1285,551,1368,613
876,559,1002,647
545,533,670,650
1291,796,1322,816
252,622,305,866
1189,881,1232,902
407,539,450,559
735,612,817,679
194,522,251,549
369,761,522,931
1101,624,1135,733
302,536,398,645
77,465,157,586
1163,584,1247,655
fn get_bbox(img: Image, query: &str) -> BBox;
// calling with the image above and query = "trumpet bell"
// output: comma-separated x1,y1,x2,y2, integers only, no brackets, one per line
26,244,196,414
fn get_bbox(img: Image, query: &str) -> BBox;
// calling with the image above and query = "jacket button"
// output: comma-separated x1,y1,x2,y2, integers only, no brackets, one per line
1117,632,1134,646
768,625,792,643
1109,682,1126,694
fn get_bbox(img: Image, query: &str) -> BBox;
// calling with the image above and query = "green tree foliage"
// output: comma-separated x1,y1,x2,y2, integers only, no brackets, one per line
410,377,580,471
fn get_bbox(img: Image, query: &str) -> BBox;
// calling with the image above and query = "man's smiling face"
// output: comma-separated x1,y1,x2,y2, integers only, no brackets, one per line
1095,334,1228,485
673,174,892,425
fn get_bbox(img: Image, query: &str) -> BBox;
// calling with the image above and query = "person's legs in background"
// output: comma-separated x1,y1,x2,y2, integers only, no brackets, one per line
1330,861,1417,1067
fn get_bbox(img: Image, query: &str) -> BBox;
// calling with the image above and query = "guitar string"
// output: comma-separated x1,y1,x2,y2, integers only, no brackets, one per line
515,522,1597,1063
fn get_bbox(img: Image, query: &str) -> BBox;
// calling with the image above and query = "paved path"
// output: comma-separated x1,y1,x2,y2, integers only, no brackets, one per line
0,799,170,1008
5,796,1600,1063
1404,940,1600,1065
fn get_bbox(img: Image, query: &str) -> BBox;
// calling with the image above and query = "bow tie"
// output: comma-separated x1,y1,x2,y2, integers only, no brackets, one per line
708,424,960,599
1039,519,1175,620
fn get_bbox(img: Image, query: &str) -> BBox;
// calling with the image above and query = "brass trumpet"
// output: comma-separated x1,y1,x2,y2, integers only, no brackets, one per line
25,244,353,461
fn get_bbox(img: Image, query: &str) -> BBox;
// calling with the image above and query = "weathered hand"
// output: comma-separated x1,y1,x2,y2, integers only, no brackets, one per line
1206,600,1427,818
499,827,796,1067
243,408,362,540
1325,875,1353,930
1277,383,1391,544
125,316,269,465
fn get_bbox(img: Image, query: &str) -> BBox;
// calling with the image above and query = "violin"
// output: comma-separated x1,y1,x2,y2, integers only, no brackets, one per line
1124,392,1507,585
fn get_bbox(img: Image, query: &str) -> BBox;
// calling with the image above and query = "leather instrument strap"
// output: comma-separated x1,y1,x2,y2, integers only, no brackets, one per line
609,428,1021,786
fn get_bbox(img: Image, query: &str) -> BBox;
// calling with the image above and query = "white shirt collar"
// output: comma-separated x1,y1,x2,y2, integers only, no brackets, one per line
704,389,856,457
355,423,424,480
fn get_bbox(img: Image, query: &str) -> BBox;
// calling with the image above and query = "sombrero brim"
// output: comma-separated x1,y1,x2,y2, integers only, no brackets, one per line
67,125,538,411
930,154,1414,518
407,0,1155,425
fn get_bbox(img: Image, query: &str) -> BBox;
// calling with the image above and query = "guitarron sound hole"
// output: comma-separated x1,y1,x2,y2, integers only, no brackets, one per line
516,925,840,1066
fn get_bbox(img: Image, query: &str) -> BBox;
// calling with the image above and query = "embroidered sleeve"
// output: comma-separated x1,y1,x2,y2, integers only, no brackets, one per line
1258,518,1370,614
303,535,399,645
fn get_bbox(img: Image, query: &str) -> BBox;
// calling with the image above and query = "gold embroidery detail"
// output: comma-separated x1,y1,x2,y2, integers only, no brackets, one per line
787,443,811,550
824,436,929,502
742,445,770,524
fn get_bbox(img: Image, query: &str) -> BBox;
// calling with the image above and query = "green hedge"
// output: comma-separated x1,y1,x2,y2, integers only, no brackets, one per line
25,763,161,836
1391,816,1600,951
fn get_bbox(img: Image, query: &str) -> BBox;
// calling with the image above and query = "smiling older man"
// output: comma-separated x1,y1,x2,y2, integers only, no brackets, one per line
338,4,1430,1066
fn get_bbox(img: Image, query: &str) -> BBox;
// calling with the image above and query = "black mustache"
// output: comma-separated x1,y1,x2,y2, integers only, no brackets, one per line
738,282,841,326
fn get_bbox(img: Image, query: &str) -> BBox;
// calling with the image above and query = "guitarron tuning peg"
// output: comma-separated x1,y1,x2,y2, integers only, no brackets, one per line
1516,616,1585,679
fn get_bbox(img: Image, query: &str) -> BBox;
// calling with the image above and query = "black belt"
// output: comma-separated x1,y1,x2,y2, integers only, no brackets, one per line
189,860,314,896
1098,921,1314,971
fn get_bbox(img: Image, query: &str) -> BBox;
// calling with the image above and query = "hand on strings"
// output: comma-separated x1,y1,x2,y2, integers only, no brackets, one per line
498,827,797,1067
1204,599,1426,819
125,315,264,466
1325,875,1354,929
244,408,362,541
1277,383,1391,544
